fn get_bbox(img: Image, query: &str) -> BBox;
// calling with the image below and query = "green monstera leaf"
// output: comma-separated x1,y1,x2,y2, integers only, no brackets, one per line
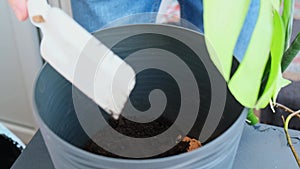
203,0,251,81
204,0,291,109
256,10,290,108
228,0,273,108
282,32,300,71
282,0,295,50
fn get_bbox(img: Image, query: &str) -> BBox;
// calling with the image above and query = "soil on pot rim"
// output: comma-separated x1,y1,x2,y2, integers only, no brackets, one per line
83,116,202,159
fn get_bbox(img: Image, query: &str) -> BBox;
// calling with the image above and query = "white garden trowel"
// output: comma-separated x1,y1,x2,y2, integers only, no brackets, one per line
28,0,136,119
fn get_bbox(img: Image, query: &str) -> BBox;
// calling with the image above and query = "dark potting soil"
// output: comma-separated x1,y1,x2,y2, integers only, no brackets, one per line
83,116,201,159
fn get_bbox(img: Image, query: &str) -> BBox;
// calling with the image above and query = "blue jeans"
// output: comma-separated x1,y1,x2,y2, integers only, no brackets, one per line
71,0,259,61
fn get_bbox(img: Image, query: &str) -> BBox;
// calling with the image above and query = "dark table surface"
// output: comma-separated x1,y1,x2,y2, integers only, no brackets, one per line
11,123,300,169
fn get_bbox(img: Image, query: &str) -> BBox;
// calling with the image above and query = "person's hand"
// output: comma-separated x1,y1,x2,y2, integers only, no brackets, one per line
8,0,28,21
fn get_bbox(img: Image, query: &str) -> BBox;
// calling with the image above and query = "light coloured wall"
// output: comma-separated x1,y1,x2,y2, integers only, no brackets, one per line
0,0,42,143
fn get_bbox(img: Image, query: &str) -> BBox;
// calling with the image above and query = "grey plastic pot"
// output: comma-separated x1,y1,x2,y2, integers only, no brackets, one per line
34,24,247,169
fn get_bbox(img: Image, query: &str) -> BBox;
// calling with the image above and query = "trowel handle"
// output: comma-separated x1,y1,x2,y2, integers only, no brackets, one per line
26,0,136,119
27,0,50,27
27,0,93,82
